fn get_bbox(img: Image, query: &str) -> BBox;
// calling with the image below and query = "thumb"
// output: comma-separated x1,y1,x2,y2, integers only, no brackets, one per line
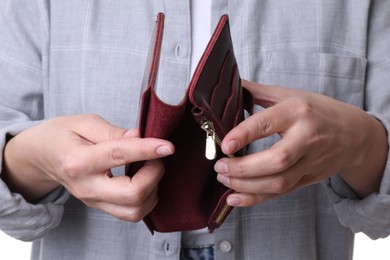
69,114,131,144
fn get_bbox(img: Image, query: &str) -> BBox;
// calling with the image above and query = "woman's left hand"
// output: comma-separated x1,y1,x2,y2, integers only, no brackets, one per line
215,80,388,207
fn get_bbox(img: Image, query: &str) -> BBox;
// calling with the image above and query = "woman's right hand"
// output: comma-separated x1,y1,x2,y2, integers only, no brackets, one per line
2,115,174,222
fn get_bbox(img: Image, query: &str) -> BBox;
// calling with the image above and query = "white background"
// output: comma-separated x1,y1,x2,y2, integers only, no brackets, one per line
0,231,389,259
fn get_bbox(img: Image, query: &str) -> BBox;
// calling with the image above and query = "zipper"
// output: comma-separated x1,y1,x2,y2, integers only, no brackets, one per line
200,120,234,160
215,203,232,224
200,120,218,160
200,119,234,225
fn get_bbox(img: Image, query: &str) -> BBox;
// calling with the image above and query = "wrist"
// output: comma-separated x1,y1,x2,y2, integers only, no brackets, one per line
2,134,59,202
340,113,388,197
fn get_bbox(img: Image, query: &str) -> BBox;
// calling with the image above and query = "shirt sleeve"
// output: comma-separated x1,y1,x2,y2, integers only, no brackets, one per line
326,0,390,240
0,0,68,241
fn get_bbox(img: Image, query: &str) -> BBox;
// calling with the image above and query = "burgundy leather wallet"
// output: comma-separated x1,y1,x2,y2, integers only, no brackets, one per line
126,13,252,233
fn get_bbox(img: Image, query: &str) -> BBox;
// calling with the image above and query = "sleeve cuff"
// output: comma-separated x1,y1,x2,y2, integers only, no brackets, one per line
324,112,390,239
0,120,69,241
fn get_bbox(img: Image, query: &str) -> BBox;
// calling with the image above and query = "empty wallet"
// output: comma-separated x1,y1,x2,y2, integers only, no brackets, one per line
126,13,253,233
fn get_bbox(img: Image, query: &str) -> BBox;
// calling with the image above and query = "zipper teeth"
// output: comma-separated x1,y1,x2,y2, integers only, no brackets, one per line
200,120,235,225
213,133,222,147
214,132,234,158
215,203,232,224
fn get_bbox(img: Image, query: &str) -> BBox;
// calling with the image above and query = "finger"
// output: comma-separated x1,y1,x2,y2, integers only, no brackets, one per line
221,100,301,155
217,151,328,198
214,148,298,178
241,80,278,108
216,128,307,178
225,171,322,207
217,170,302,195
104,159,164,206
242,80,306,108
79,137,174,171
222,172,310,208
89,187,158,222
70,159,164,207
225,192,279,207
68,114,134,143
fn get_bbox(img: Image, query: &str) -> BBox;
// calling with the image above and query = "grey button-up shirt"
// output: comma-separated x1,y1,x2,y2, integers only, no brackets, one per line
1,1,390,259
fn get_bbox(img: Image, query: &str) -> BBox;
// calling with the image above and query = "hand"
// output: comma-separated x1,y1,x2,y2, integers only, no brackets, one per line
2,115,175,222
214,80,387,207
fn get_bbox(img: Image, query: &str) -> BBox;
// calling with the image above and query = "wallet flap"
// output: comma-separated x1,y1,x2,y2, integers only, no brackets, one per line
189,15,244,142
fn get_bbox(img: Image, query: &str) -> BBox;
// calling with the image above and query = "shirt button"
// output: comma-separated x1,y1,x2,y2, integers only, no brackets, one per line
219,240,232,253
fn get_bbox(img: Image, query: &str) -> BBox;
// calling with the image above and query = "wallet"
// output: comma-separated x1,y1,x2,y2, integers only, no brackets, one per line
126,13,252,233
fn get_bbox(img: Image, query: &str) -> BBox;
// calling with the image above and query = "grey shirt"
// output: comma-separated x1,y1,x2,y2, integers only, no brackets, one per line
1,1,390,259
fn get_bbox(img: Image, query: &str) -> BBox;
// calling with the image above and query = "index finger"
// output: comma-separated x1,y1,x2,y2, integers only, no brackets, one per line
221,101,295,155
242,80,307,107
79,137,174,172
96,159,164,206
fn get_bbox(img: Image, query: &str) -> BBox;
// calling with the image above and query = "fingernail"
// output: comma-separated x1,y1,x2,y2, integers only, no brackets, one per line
226,140,238,153
156,145,173,156
214,161,229,174
217,174,230,186
227,196,242,206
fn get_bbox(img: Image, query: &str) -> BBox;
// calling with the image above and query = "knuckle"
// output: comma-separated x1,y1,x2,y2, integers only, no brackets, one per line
270,149,292,172
234,181,245,193
59,154,84,178
84,114,104,124
125,187,148,206
271,177,290,194
108,125,127,140
254,114,274,136
293,98,314,118
245,196,259,206
126,209,145,222
88,114,103,120
228,176,244,192
235,160,247,178
114,208,145,223
238,124,252,144
110,146,127,165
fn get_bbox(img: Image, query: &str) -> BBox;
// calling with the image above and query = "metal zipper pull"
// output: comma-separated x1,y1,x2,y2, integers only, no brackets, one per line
201,121,217,160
